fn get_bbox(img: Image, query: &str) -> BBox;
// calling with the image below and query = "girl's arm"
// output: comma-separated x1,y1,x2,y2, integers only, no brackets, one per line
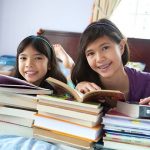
76,81,101,94
139,97,150,105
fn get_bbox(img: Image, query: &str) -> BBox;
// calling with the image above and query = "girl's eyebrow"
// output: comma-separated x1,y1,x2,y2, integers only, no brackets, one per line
86,42,110,52
19,53,43,56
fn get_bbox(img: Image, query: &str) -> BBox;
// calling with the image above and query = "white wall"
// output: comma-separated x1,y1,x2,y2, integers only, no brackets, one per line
0,0,93,55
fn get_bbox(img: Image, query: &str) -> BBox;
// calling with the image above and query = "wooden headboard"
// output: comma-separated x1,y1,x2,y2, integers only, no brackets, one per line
41,30,150,72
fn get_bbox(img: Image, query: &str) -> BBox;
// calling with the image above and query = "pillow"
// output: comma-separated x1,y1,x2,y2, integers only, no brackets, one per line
126,61,146,71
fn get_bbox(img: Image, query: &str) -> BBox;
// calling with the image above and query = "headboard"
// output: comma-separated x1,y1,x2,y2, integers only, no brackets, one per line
41,30,150,72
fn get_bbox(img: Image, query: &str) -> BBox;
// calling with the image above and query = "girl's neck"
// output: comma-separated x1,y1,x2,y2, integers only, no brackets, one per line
100,67,129,93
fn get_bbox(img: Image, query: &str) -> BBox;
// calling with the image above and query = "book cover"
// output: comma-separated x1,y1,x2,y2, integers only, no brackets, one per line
0,74,53,95
46,77,125,108
116,101,150,118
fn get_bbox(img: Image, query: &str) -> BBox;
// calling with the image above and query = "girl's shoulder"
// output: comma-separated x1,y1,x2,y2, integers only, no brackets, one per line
125,66,150,81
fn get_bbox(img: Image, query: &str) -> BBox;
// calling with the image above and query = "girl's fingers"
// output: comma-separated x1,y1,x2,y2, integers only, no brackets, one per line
139,97,150,105
76,82,101,94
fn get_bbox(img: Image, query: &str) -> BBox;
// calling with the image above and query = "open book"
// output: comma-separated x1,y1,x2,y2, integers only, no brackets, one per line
46,77,125,107
0,74,53,95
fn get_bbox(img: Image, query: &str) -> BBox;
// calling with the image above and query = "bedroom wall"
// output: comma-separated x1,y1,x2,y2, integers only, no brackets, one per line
0,0,93,56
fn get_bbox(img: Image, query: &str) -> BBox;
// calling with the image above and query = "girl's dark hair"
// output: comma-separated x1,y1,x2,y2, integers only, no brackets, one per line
71,18,130,86
14,35,67,84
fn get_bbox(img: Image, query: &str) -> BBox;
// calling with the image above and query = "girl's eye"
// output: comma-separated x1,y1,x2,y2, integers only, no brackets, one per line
86,52,95,57
102,46,109,51
19,57,26,60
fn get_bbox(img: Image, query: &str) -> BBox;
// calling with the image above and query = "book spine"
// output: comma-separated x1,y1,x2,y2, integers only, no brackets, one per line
139,106,150,118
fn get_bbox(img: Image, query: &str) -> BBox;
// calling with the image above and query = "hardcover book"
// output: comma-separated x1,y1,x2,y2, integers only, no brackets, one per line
34,114,102,141
0,74,53,95
116,101,150,118
33,127,93,149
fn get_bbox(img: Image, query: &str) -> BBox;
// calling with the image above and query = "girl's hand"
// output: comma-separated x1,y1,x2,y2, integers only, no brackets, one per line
139,97,150,105
76,81,101,94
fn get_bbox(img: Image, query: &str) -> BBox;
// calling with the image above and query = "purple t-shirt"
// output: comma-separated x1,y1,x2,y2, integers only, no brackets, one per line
125,67,150,102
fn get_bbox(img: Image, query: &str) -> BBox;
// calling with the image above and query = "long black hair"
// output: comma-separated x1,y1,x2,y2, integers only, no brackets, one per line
14,35,67,84
71,18,130,86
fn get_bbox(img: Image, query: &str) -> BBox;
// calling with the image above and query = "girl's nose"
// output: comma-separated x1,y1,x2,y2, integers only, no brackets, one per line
95,52,105,62
25,58,33,67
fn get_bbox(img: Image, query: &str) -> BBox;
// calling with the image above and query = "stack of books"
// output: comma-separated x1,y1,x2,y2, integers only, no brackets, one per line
102,101,150,150
33,77,125,149
0,74,52,137
34,94,103,149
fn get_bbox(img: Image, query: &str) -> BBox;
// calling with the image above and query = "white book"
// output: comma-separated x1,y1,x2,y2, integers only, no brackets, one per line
34,114,102,141
104,140,150,150
0,114,33,127
0,92,37,109
0,106,36,119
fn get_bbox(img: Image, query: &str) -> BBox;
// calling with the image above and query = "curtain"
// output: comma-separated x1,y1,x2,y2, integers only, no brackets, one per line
91,0,121,22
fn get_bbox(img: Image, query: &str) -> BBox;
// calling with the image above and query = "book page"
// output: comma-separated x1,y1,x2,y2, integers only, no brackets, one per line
82,90,125,108
46,77,82,101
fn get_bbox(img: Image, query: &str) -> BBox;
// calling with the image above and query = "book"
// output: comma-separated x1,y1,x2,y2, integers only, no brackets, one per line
102,109,150,130
116,101,150,118
0,114,33,127
104,124,150,136
0,121,33,137
34,114,102,141
0,92,37,109
46,77,125,107
38,111,102,127
104,131,150,147
0,105,36,119
37,95,101,114
33,127,93,149
0,74,53,95
103,140,150,150
37,103,102,122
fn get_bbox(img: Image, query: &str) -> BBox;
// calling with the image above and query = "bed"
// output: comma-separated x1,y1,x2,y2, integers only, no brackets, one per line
41,30,150,72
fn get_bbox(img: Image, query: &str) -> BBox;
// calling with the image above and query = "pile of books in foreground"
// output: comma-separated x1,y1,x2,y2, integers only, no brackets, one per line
33,94,103,149
101,101,150,150
0,74,52,137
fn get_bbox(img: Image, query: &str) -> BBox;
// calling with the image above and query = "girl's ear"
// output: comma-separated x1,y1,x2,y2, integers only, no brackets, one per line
119,39,126,55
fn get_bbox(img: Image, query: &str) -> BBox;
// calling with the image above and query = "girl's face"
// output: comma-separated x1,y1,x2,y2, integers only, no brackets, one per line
85,35,125,79
18,46,49,85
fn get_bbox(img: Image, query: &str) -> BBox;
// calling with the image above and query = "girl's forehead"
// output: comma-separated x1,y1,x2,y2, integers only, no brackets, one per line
20,46,41,55
87,36,112,47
